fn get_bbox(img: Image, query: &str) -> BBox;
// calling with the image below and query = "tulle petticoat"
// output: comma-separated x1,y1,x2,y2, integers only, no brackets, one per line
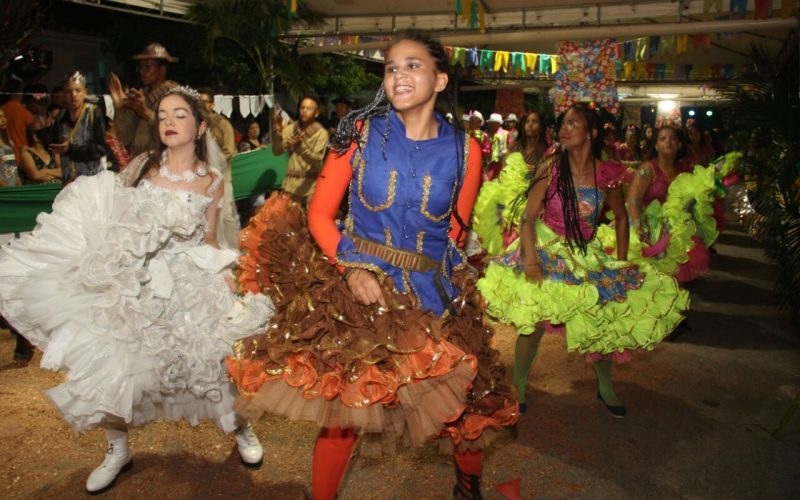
228,193,518,454
0,172,274,432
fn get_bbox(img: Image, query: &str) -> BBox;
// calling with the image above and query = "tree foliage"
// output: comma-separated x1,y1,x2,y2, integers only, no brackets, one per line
717,34,800,323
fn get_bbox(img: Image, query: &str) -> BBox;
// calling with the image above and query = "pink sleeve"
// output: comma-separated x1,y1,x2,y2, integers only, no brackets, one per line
597,160,626,190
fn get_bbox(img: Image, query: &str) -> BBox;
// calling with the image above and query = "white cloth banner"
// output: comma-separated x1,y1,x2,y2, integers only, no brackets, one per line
102,95,115,120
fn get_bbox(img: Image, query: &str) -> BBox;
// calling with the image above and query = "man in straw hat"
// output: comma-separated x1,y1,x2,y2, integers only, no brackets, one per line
485,112,510,180
108,43,179,157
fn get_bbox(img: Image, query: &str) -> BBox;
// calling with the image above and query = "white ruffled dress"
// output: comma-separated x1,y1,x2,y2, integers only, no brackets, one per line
0,171,274,432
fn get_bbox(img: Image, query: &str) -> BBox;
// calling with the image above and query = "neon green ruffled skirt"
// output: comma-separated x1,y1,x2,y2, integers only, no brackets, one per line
477,220,689,355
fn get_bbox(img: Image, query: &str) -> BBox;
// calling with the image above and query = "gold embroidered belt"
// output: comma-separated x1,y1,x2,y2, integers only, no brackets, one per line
352,236,438,272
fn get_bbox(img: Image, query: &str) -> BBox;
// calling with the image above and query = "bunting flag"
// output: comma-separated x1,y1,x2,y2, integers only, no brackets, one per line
693,34,712,49
648,36,661,57
494,50,510,72
730,0,748,18
287,0,298,20
510,52,526,76
636,37,648,60
704,0,723,12
467,47,479,67
551,39,619,116
754,0,772,18
780,0,796,17
302,35,747,83
480,49,495,72
524,53,538,74
538,54,552,74
450,47,465,67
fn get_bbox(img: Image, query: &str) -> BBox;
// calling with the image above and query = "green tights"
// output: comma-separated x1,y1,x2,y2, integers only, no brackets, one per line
513,331,622,406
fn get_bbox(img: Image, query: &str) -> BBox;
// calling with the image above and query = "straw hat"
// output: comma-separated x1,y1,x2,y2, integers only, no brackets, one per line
132,43,179,63
487,112,503,124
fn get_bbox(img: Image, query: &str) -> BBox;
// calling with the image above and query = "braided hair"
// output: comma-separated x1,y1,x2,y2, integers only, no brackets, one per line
330,29,470,241
552,103,607,254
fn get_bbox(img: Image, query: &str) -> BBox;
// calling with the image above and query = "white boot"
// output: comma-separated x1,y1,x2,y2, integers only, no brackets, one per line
235,422,263,466
86,429,133,493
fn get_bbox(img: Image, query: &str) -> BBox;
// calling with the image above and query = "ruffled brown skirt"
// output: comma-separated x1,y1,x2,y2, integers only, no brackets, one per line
227,193,517,454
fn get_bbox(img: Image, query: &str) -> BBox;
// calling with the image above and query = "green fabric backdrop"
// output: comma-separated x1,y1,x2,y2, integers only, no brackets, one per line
0,149,288,234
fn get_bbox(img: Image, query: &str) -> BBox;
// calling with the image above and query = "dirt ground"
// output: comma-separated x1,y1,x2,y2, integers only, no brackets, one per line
1,220,799,499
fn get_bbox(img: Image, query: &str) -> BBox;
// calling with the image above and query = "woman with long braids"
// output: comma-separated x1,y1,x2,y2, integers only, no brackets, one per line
228,30,517,499
477,103,688,417
0,86,273,493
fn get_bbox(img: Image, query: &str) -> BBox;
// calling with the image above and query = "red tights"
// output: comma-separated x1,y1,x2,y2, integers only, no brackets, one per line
311,428,358,500
311,427,483,499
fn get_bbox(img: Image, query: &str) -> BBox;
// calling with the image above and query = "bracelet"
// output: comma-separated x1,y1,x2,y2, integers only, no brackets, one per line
341,267,358,282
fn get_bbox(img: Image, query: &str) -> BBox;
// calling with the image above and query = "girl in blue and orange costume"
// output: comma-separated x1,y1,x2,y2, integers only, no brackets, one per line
226,30,517,500
477,103,689,417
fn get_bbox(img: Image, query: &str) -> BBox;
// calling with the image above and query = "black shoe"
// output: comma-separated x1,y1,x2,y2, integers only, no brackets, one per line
597,392,626,418
518,402,527,416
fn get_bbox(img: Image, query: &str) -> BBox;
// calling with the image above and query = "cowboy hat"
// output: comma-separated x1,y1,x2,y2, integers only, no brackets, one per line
132,43,179,63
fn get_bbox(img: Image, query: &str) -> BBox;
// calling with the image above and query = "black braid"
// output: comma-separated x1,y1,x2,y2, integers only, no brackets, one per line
330,86,390,154
550,103,607,254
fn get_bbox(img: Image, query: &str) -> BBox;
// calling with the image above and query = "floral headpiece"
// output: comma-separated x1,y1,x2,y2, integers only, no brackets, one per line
656,114,683,130
685,118,697,128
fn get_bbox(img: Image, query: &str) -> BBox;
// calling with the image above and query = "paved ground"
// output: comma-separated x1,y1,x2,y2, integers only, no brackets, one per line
1,216,798,499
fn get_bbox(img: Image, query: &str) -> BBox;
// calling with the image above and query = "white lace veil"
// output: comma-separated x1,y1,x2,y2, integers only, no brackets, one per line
120,130,240,250
204,131,241,250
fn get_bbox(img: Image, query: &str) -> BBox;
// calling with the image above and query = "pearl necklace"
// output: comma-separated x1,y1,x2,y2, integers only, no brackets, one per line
158,151,205,183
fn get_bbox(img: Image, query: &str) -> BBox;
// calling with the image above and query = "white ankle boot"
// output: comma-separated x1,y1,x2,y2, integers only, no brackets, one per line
85,434,133,493
235,422,263,466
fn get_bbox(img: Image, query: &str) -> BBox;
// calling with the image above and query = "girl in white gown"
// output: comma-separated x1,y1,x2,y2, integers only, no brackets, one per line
0,86,274,493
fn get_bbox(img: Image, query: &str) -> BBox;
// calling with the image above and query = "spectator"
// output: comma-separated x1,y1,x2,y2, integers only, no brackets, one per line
108,42,179,157
237,120,265,152
49,71,106,182
20,127,62,184
272,95,329,203
23,83,51,132
328,95,352,133
0,109,20,186
0,79,33,164
197,88,239,248
485,112,510,179
198,89,236,161
505,112,519,143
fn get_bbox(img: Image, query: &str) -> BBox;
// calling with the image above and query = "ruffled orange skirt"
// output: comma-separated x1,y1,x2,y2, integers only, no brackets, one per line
227,193,517,453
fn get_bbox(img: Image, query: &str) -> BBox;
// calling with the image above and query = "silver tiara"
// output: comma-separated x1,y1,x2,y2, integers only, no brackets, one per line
66,70,86,86
165,85,201,101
